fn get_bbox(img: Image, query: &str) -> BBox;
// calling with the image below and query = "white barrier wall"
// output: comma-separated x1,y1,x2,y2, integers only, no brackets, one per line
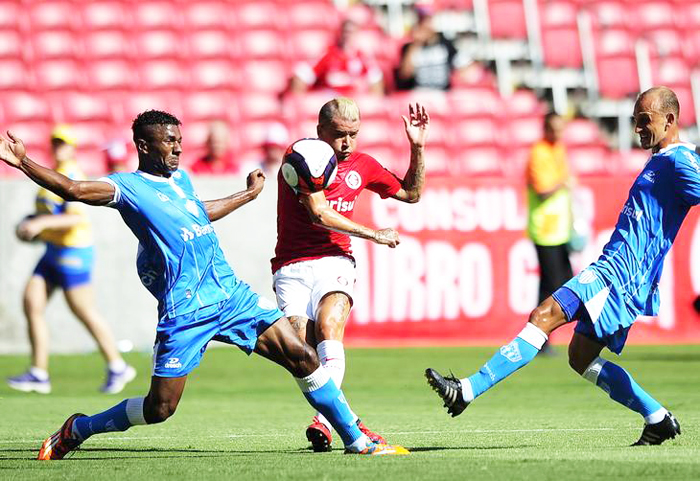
0,175,279,354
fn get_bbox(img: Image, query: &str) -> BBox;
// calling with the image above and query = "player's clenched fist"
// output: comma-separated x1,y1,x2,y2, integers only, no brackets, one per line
246,169,265,197
373,228,400,248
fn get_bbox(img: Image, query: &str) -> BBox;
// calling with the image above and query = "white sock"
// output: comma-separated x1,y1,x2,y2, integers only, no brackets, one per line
109,360,128,373
126,397,148,425
315,340,357,427
644,407,668,425
459,378,475,403
295,366,331,393
345,433,371,452
30,367,49,381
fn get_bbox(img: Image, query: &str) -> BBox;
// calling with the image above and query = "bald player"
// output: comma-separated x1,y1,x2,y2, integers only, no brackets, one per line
427,87,696,446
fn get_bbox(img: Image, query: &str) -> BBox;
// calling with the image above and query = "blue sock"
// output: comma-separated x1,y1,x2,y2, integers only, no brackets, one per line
582,357,665,422
463,323,548,400
296,368,363,446
73,397,147,441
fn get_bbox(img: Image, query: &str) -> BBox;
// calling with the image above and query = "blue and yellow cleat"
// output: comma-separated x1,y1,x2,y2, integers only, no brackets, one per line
346,441,410,455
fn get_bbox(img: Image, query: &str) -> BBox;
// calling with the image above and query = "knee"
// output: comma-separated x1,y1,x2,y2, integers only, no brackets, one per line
287,341,320,378
143,397,178,424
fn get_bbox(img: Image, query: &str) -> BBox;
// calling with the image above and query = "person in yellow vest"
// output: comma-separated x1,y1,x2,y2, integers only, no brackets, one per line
526,113,573,353
6,125,136,394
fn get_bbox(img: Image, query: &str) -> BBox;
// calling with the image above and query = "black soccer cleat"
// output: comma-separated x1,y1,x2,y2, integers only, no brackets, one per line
425,368,469,418
632,412,681,446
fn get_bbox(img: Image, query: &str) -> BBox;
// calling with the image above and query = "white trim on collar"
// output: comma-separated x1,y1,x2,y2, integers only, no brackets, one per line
658,142,695,154
137,170,172,182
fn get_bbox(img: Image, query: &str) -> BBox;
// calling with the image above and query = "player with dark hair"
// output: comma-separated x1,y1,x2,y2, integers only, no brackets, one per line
427,86,693,446
0,109,408,459
272,98,429,451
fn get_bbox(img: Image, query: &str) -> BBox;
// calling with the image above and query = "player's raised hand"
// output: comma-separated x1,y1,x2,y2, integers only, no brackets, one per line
374,228,400,248
0,131,26,168
246,168,266,197
402,103,430,148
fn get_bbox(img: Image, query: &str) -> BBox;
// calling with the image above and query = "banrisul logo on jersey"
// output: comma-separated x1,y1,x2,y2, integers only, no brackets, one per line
180,223,214,242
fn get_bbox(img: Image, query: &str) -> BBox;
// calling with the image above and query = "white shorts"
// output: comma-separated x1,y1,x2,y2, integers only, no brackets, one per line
272,256,356,320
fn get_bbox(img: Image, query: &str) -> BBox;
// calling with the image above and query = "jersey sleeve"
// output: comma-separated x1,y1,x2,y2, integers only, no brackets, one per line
364,155,402,198
97,173,128,209
674,149,700,206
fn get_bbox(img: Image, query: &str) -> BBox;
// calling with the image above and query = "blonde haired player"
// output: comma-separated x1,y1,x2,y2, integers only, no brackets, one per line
272,98,429,451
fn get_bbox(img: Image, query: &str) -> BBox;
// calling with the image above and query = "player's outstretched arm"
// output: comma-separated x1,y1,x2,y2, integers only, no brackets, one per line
204,169,265,222
300,190,400,248
0,131,115,206
393,103,429,204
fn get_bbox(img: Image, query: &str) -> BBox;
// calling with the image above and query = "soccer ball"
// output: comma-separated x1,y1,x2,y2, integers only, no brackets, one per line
281,138,338,194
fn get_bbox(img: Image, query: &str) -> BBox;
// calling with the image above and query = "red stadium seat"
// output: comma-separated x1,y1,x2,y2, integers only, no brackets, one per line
133,2,183,31
0,30,23,59
182,91,237,122
488,0,527,39
235,29,288,59
28,2,77,31
61,93,114,123
82,30,133,60
586,1,629,30
282,92,335,123
594,29,638,99
453,146,504,176
86,60,135,90
615,148,650,173
186,30,234,60
82,2,133,31
287,1,340,30
450,118,499,149
678,1,700,30
391,90,450,120
288,30,335,62
184,1,234,30
133,30,184,60
66,123,107,150
239,60,289,93
0,61,31,90
31,30,80,60
631,1,678,33
563,118,605,147
121,91,184,125
504,89,546,118
354,118,391,148
353,92,389,120
508,116,543,148
2,92,53,122
6,121,52,150
568,145,611,175
236,92,282,121
189,60,240,90
0,1,22,31
448,88,501,119
542,27,582,68
35,60,83,90
139,60,189,90
595,28,635,56
232,2,281,30
643,29,684,58
75,147,110,178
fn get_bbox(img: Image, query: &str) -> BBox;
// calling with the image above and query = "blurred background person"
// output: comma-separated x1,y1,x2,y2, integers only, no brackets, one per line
241,122,290,176
7,125,136,394
289,18,384,95
103,139,131,173
189,120,239,175
526,113,573,355
395,3,476,91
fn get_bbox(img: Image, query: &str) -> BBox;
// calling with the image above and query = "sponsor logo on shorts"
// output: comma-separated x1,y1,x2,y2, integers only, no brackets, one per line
500,342,522,363
164,357,182,369
345,170,362,189
578,269,597,284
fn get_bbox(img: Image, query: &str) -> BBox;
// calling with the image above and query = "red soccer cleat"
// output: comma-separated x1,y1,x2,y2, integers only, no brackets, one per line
306,416,332,452
37,413,86,460
356,419,386,444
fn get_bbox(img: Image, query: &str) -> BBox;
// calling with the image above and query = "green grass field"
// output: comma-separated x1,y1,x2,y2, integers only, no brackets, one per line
1,345,699,480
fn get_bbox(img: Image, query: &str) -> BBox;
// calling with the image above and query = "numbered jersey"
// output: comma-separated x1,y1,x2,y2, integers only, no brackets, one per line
272,151,402,273
101,169,235,320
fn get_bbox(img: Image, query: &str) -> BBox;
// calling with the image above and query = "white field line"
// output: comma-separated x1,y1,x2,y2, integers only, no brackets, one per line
0,427,628,444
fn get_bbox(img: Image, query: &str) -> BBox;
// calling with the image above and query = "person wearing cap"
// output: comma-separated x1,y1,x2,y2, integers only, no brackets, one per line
396,4,473,90
7,125,136,395
241,122,290,176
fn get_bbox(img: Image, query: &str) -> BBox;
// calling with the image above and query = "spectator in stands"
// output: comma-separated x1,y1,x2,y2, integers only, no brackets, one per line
395,3,473,90
526,112,573,354
289,18,384,96
103,139,131,173
6,125,136,395
242,122,289,176
190,120,238,175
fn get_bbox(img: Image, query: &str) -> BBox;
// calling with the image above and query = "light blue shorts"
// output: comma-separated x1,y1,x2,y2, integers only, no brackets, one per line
152,280,284,377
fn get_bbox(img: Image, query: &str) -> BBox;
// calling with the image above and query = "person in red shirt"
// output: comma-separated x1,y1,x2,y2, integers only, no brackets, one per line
272,97,429,451
189,120,238,175
289,19,384,96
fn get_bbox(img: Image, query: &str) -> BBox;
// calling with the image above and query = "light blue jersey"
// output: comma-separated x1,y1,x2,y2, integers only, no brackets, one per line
102,170,235,320
564,143,700,346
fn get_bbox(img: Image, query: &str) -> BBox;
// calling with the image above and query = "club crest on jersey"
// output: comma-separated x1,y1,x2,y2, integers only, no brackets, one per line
345,170,362,189
642,170,656,183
